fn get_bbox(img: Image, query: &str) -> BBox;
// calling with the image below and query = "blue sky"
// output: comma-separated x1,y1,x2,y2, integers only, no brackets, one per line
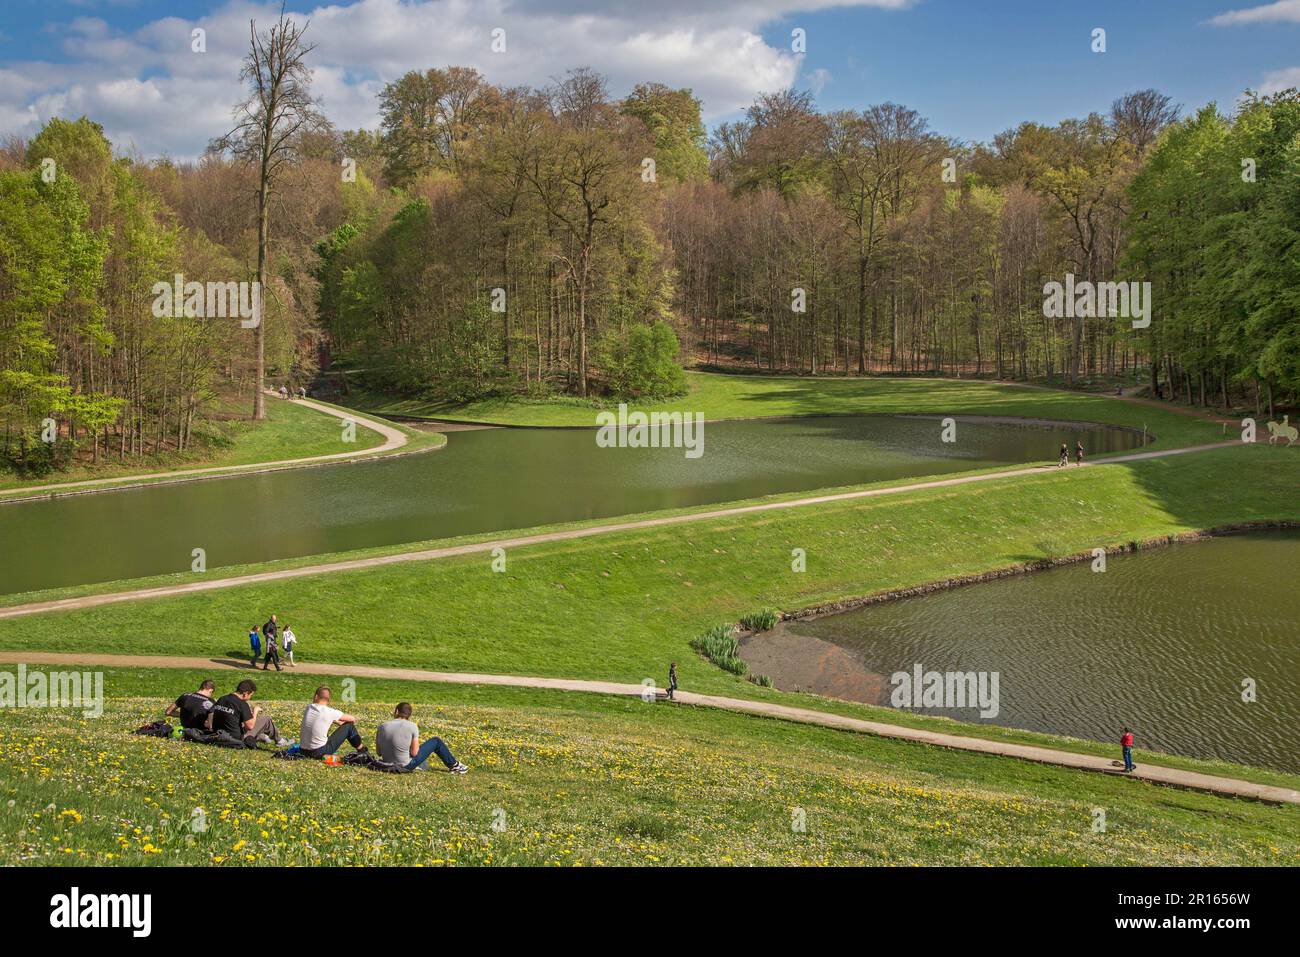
0,0,1296,157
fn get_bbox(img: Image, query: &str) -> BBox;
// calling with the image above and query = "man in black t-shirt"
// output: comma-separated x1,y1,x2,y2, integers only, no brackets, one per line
211,679,287,747
166,679,216,730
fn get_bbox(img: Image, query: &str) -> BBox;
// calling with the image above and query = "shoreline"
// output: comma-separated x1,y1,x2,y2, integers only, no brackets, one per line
0,398,440,506
773,520,1300,624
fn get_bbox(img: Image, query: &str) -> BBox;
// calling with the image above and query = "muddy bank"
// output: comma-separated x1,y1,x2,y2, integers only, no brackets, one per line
739,624,888,705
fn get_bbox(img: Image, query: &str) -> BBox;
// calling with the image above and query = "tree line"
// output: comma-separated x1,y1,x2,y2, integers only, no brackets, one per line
2,10,1297,476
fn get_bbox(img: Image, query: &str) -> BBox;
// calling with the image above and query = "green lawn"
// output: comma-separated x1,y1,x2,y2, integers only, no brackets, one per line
2,443,1296,785
1,669,1295,866
2,377,1296,862
346,371,1224,450
0,396,443,498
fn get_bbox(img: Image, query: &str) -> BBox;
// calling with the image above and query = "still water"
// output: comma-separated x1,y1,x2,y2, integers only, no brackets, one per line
780,531,1300,772
0,414,1140,595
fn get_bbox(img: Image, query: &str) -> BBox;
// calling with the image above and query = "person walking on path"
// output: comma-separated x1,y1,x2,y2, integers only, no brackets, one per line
1121,727,1135,772
667,662,678,701
262,629,282,671
248,626,261,666
1075,440,1085,466
281,625,297,667
1058,443,1069,468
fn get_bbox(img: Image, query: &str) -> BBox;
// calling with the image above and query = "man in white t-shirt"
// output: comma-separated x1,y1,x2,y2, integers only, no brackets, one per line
298,686,365,758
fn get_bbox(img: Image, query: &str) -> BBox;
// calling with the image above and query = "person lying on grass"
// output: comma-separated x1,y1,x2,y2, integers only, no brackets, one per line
166,678,216,731
375,702,468,774
212,679,290,748
299,685,367,759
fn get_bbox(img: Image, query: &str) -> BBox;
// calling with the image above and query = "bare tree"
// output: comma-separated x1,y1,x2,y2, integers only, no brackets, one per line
1110,89,1180,158
211,4,323,420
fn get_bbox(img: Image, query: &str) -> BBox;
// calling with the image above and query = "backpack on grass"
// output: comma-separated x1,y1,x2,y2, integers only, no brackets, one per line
132,721,175,738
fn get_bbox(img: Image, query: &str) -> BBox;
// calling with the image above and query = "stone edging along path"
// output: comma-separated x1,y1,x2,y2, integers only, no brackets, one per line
1,650,1294,806
0,440,1240,621
0,397,416,504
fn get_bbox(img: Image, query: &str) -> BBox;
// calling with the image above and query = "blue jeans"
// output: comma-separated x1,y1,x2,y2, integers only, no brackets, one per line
1123,746,1134,771
407,736,457,771
303,723,362,758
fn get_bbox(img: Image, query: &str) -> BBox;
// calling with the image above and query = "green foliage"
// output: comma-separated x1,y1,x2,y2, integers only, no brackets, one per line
739,609,778,632
691,624,747,676
0,164,116,470
620,83,709,184
1125,91,1300,401
600,321,686,400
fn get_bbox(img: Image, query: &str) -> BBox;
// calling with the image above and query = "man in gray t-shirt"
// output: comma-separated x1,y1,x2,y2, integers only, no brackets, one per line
375,702,467,773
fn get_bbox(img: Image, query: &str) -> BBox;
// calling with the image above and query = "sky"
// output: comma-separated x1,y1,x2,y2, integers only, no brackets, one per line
0,0,1297,159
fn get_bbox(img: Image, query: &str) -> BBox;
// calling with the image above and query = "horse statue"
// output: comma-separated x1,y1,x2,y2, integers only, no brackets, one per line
1266,415,1298,446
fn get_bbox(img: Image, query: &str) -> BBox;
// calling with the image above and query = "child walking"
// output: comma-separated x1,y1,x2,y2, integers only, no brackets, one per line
248,626,261,667
282,625,297,667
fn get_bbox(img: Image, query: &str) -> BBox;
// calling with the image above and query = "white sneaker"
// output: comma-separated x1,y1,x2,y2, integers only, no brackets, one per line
449,762,469,775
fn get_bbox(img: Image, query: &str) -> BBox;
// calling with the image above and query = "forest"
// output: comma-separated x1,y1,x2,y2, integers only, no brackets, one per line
1,9,1298,474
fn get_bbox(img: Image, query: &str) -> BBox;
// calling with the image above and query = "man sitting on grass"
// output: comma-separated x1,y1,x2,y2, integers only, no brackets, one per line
166,679,216,731
212,679,289,748
375,702,468,774
299,686,366,759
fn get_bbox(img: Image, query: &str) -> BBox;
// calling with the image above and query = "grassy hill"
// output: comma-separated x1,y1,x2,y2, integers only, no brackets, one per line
2,669,1296,867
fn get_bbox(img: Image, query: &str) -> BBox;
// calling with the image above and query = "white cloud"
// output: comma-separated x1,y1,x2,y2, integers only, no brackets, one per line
0,0,913,158
1210,1,1300,26
1259,65,1300,92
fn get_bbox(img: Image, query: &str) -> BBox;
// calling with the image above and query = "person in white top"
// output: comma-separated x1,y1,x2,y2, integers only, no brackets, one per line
281,626,297,666
298,685,365,758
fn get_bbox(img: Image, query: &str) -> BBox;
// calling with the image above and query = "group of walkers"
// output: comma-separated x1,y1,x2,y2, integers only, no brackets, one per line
278,384,307,400
1058,441,1085,468
165,679,468,773
249,614,296,670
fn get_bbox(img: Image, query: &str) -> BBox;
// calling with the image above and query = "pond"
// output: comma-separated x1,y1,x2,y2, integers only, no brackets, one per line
742,530,1300,772
0,413,1142,595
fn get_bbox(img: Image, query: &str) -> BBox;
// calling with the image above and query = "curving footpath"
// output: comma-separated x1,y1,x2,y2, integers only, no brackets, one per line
0,397,408,501
1,650,1294,806
0,440,1239,621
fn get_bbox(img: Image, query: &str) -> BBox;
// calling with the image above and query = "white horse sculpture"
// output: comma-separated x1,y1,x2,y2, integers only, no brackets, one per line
1266,415,1298,446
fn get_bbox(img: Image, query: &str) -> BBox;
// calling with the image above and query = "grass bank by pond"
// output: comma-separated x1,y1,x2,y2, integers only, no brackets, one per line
1,669,1295,866
346,371,1223,451
1,442,1296,782
0,397,444,501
